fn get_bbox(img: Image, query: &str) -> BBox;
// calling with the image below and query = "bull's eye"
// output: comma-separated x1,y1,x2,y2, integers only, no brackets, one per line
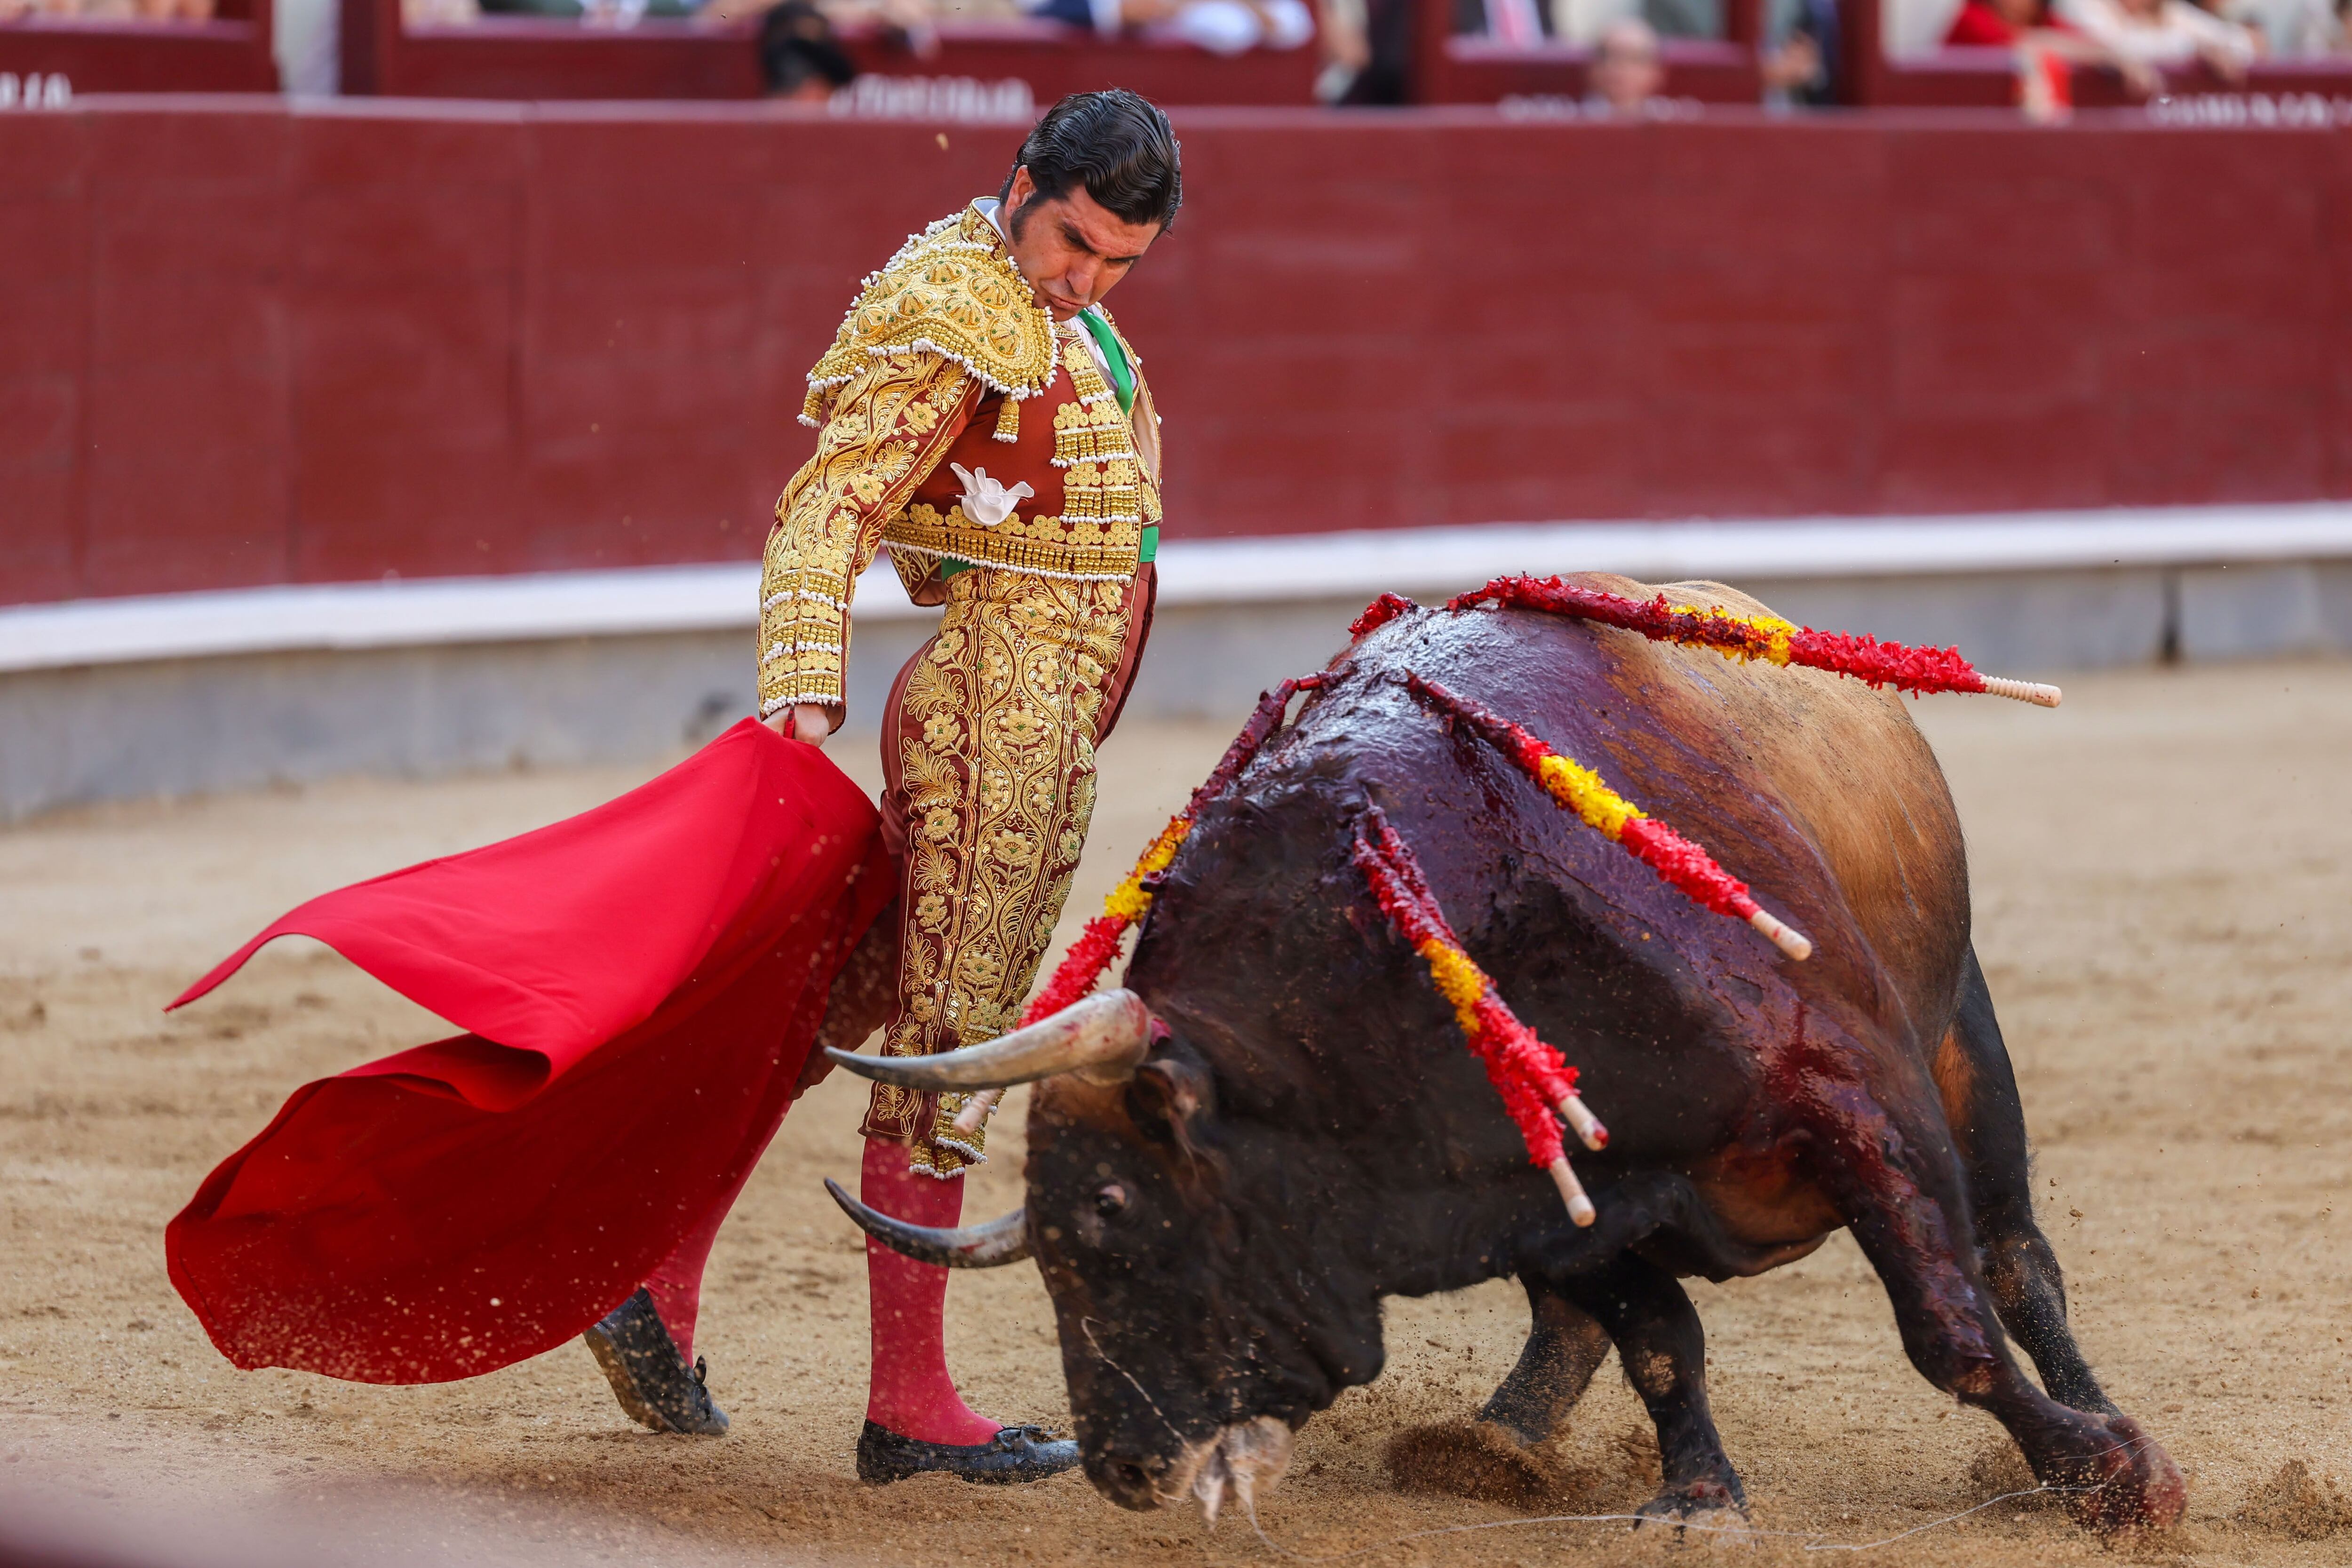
1093,1182,1128,1218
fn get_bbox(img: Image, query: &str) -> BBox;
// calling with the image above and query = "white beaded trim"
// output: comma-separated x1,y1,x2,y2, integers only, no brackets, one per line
924,546,1137,583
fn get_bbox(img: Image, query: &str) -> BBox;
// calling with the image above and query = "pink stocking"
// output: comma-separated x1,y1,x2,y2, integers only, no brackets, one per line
638,1200,727,1367
636,1149,763,1366
861,1136,1001,1445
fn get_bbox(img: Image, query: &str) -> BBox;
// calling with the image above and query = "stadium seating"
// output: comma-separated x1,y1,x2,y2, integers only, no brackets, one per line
1850,0,2352,106
1417,0,1765,104
7,103,2348,613
0,0,279,92
346,1,1321,101
1859,54,2352,109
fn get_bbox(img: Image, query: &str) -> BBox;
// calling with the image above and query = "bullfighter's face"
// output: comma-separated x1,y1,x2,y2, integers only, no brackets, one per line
1024,1041,1386,1519
1000,165,1162,323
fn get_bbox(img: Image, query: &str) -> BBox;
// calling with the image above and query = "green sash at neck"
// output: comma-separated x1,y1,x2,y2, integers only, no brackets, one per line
1076,310,1135,414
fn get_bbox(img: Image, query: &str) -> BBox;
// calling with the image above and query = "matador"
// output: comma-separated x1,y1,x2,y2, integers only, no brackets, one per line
756,90,1180,1485
151,88,1180,1494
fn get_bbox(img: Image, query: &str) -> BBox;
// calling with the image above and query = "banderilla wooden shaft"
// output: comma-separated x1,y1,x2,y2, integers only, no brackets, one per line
1557,1095,1609,1152
1549,1157,1597,1227
1747,908,1814,962
1978,676,2063,708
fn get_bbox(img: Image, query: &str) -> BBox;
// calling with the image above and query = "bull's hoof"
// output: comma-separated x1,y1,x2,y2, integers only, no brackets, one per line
1383,1419,1578,1512
2043,1414,2186,1534
1634,1478,1752,1541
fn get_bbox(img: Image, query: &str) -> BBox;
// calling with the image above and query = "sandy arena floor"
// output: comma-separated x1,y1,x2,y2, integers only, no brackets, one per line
3,660,2349,1567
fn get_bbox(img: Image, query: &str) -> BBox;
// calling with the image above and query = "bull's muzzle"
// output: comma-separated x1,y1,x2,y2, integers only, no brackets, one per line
1108,1417,1293,1524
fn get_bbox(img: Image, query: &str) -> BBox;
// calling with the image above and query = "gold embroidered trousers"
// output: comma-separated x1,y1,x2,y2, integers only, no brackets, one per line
859,566,1136,1177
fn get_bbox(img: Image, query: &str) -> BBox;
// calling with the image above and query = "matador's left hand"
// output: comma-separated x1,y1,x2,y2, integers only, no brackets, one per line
763,704,835,747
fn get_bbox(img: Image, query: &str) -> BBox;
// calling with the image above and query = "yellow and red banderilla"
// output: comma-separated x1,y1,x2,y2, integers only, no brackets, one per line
1354,807,1609,1227
1406,674,1814,963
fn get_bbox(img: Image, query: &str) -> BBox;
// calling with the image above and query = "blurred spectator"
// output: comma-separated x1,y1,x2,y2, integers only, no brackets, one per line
1586,16,1664,109
1944,0,2057,40
1943,0,2165,96
1475,0,1545,43
1314,0,1371,97
1762,0,1838,103
1335,0,1407,99
438,0,1317,48
2238,0,2345,50
2058,0,2256,75
2207,0,2346,51
405,0,480,21
0,0,213,20
1641,0,1714,34
760,0,858,92
478,0,694,16
1130,0,1314,50
277,0,334,88
1024,0,1313,51
702,0,943,61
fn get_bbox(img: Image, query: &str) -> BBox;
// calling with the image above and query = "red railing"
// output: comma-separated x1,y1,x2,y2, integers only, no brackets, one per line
0,0,278,93
1411,0,1766,103
8,101,2351,610
1841,0,2352,108
342,0,1320,102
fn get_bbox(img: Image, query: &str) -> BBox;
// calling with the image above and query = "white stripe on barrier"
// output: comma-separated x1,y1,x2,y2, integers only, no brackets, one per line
4,502,2350,675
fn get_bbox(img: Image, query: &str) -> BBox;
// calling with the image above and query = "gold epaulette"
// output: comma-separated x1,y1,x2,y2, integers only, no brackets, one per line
801,208,1060,428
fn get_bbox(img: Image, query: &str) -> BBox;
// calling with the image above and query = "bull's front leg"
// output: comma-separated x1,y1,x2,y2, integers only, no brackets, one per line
1559,1255,1748,1526
1382,1279,1613,1510
1803,1072,2184,1534
1478,1278,1613,1447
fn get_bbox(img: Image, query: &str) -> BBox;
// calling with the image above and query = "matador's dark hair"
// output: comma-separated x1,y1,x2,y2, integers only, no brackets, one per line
1001,89,1183,232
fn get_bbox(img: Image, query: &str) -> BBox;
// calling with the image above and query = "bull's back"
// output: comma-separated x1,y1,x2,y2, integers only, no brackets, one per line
1403,577,1971,1063
1140,585,1973,1212
1606,576,1966,1032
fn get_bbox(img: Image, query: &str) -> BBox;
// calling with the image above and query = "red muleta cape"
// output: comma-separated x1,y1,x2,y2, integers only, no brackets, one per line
165,719,893,1385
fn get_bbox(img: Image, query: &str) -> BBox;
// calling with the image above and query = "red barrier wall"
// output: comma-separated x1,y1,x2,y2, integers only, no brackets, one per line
346,13,1321,105
5,100,2349,608
0,6,280,96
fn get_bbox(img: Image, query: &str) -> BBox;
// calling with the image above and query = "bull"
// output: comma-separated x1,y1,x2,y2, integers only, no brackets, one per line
824,577,2185,1536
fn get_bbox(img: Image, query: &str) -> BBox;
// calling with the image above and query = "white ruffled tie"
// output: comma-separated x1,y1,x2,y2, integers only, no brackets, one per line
950,463,1033,528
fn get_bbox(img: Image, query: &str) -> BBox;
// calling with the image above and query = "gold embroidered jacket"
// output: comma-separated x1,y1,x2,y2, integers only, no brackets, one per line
758,203,1161,718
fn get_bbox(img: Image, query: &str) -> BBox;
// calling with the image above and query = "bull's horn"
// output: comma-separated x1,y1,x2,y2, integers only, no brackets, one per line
822,988,1152,1091
822,1178,1031,1268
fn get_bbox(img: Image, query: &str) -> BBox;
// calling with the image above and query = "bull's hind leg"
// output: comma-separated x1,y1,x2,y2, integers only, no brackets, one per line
1808,1069,2182,1533
1559,1256,1747,1524
1938,945,2117,1416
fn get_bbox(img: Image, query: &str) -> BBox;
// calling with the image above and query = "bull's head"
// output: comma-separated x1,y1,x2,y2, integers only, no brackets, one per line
823,990,1384,1521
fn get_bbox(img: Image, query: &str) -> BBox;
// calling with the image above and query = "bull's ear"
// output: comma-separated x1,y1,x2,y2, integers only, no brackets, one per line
1125,1045,1213,1147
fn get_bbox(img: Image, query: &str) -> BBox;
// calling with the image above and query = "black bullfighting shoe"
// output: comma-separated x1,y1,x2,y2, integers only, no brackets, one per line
582,1287,730,1435
856,1420,1081,1485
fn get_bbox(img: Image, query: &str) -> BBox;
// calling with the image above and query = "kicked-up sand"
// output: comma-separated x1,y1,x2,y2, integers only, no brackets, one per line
1,660,2348,1566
